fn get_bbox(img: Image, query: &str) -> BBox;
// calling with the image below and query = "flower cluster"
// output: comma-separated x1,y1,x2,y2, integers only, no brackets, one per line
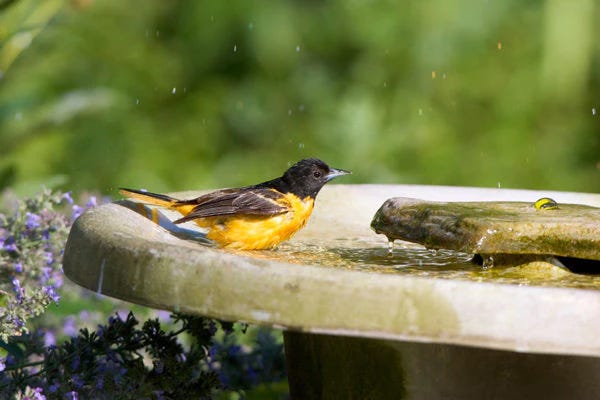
1,312,223,399
0,190,95,342
0,189,288,398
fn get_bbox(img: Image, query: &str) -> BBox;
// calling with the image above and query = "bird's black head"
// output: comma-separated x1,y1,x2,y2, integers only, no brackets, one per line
279,158,351,198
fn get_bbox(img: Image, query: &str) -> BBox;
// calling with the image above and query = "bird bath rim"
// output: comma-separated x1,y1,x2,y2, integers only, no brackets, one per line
63,184,600,357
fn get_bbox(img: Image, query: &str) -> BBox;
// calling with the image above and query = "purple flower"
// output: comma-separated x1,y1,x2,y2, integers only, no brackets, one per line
14,262,23,273
65,391,79,400
71,205,84,220
48,381,60,393
63,316,78,337
12,278,23,302
42,285,61,303
44,251,54,265
85,196,97,208
41,266,52,281
25,212,42,229
3,237,18,252
62,192,74,205
29,387,46,400
71,373,84,389
116,309,129,321
44,330,57,347
155,310,171,322
0,358,5,372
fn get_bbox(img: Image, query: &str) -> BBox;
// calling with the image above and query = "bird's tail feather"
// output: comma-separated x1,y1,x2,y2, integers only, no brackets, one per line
119,188,178,208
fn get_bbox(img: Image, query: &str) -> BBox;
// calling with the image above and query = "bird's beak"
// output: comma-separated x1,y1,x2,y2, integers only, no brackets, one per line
325,167,352,181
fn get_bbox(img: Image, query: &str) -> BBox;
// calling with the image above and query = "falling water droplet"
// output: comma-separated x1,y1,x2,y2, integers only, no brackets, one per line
135,99,140,105
288,109,292,116
233,44,237,52
482,256,494,270
171,87,177,94
296,45,301,52
593,108,597,116
497,182,501,188
387,240,394,254
298,143,305,149
248,22,254,30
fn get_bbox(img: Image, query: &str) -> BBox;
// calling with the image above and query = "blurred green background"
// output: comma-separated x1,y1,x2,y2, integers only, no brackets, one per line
1,0,598,196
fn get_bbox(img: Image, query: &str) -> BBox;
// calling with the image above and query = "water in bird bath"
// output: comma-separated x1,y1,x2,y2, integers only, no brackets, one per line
235,234,600,290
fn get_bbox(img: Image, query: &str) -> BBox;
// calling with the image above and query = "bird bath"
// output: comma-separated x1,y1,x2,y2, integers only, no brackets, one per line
63,184,600,399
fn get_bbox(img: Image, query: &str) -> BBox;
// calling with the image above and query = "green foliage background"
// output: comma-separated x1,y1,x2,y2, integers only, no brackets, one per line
1,0,599,196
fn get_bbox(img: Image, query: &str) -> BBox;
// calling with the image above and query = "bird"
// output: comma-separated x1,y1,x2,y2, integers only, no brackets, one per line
119,158,350,250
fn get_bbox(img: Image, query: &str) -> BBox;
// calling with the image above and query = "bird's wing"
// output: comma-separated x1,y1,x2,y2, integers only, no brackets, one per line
174,188,289,224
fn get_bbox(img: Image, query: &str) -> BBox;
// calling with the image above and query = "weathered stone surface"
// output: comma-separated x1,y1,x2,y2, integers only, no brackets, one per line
63,185,600,357
371,197,600,261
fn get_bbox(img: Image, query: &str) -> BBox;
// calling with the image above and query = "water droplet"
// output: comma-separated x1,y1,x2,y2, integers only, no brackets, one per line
233,44,237,52
298,143,305,149
135,99,140,105
248,22,254,30
296,45,301,52
14,112,22,121
418,108,423,116
383,81,388,88
171,87,177,94
593,108,597,116
298,104,305,112
482,256,494,270
155,30,160,37
497,182,501,188
387,240,394,254
288,109,292,116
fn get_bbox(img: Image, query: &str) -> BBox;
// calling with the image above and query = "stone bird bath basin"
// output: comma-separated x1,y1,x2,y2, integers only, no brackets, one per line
63,185,600,399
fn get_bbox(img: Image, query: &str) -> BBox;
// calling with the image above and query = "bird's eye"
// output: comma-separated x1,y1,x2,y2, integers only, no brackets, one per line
313,170,322,178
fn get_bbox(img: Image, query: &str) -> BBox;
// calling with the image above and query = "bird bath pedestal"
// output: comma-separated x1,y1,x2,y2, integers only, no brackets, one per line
63,185,600,399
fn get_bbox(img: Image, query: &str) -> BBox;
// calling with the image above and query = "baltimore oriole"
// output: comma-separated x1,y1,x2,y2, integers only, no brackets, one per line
119,158,350,250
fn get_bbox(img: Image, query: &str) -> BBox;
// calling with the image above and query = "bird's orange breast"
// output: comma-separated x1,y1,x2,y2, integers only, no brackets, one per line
197,193,314,250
